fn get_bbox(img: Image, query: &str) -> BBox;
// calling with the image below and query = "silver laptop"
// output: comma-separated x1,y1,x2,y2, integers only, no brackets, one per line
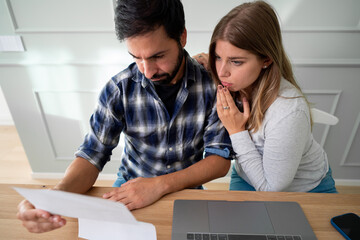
171,200,317,240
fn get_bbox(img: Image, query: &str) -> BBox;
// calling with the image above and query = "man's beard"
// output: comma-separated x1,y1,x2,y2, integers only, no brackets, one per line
152,44,184,86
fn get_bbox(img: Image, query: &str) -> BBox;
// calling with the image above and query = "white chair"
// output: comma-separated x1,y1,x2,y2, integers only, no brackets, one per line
311,108,339,125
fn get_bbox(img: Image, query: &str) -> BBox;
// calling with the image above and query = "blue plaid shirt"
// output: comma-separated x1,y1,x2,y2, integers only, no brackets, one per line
75,53,232,180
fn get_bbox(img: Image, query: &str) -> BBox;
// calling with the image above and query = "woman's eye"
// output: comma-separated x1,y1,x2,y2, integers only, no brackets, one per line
232,61,242,66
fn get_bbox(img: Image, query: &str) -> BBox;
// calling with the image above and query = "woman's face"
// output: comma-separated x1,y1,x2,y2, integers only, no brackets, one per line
214,40,268,92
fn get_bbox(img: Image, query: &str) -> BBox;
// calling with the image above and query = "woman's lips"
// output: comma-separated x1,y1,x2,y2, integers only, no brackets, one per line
221,81,233,87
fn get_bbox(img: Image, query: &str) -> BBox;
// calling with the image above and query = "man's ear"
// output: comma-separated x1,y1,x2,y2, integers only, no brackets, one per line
180,28,187,47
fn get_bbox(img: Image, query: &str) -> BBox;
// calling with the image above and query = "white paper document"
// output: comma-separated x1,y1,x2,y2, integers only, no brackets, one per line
14,187,157,240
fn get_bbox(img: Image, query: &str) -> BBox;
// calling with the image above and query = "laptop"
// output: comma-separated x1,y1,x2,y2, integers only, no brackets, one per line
171,200,317,240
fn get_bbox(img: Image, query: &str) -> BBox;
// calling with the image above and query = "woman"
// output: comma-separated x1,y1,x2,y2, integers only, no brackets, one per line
196,1,337,192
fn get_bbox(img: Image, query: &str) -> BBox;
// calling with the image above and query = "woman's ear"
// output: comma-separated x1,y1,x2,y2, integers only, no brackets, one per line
262,58,273,69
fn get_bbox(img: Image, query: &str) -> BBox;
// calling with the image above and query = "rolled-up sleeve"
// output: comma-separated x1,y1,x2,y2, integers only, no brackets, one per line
75,79,124,171
203,96,234,160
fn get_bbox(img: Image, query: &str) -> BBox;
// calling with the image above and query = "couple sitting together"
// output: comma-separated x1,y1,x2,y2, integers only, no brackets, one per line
17,0,337,234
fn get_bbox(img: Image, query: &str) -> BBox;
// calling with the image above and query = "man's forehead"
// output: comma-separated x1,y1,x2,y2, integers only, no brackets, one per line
126,41,169,59
128,49,168,60
125,27,174,59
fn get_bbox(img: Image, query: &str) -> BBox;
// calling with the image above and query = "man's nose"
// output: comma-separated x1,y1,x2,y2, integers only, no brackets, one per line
141,60,157,79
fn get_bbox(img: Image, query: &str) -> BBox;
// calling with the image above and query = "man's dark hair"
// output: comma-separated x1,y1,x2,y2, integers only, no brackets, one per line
115,0,185,42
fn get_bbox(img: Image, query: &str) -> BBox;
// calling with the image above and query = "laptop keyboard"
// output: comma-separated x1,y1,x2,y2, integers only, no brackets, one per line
186,233,302,240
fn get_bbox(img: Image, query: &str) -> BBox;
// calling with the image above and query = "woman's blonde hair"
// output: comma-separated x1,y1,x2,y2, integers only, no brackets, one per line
209,1,310,132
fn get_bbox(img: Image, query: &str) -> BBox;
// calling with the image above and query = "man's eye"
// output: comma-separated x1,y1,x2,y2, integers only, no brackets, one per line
153,55,164,59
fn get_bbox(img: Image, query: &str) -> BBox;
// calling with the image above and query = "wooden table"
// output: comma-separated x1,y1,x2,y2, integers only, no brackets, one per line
1,184,359,240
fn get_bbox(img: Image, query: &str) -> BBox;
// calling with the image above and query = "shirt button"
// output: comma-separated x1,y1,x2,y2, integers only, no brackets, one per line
169,147,173,151
167,165,171,169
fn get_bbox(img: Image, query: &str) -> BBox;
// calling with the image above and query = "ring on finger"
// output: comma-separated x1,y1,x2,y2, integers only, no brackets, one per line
223,106,230,110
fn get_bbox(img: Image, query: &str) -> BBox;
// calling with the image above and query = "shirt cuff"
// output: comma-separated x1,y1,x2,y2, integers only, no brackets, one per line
74,150,103,171
204,147,230,159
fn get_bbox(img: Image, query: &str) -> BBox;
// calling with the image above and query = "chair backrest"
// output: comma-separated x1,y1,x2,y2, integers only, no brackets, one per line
311,108,339,125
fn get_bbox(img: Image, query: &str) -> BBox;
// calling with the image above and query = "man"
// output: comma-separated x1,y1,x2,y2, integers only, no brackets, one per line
17,0,232,233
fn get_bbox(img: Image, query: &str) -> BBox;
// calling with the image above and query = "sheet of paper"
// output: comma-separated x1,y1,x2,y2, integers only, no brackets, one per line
14,187,157,240
79,218,156,240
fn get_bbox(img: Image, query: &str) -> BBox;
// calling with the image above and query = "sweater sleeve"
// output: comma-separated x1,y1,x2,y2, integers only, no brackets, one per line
230,110,310,191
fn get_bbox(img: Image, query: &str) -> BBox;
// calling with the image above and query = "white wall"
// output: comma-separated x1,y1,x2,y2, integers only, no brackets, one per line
0,0,359,183
1,0,359,126
0,86,13,125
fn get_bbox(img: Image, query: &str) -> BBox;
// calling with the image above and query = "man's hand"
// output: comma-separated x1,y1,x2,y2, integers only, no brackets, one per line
103,156,230,211
17,199,66,233
102,177,166,211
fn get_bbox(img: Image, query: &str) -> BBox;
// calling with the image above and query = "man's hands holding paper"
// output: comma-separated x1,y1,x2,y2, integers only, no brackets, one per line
16,155,229,235
16,178,165,235
17,199,66,233
14,187,156,240
103,177,165,211
17,176,165,234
